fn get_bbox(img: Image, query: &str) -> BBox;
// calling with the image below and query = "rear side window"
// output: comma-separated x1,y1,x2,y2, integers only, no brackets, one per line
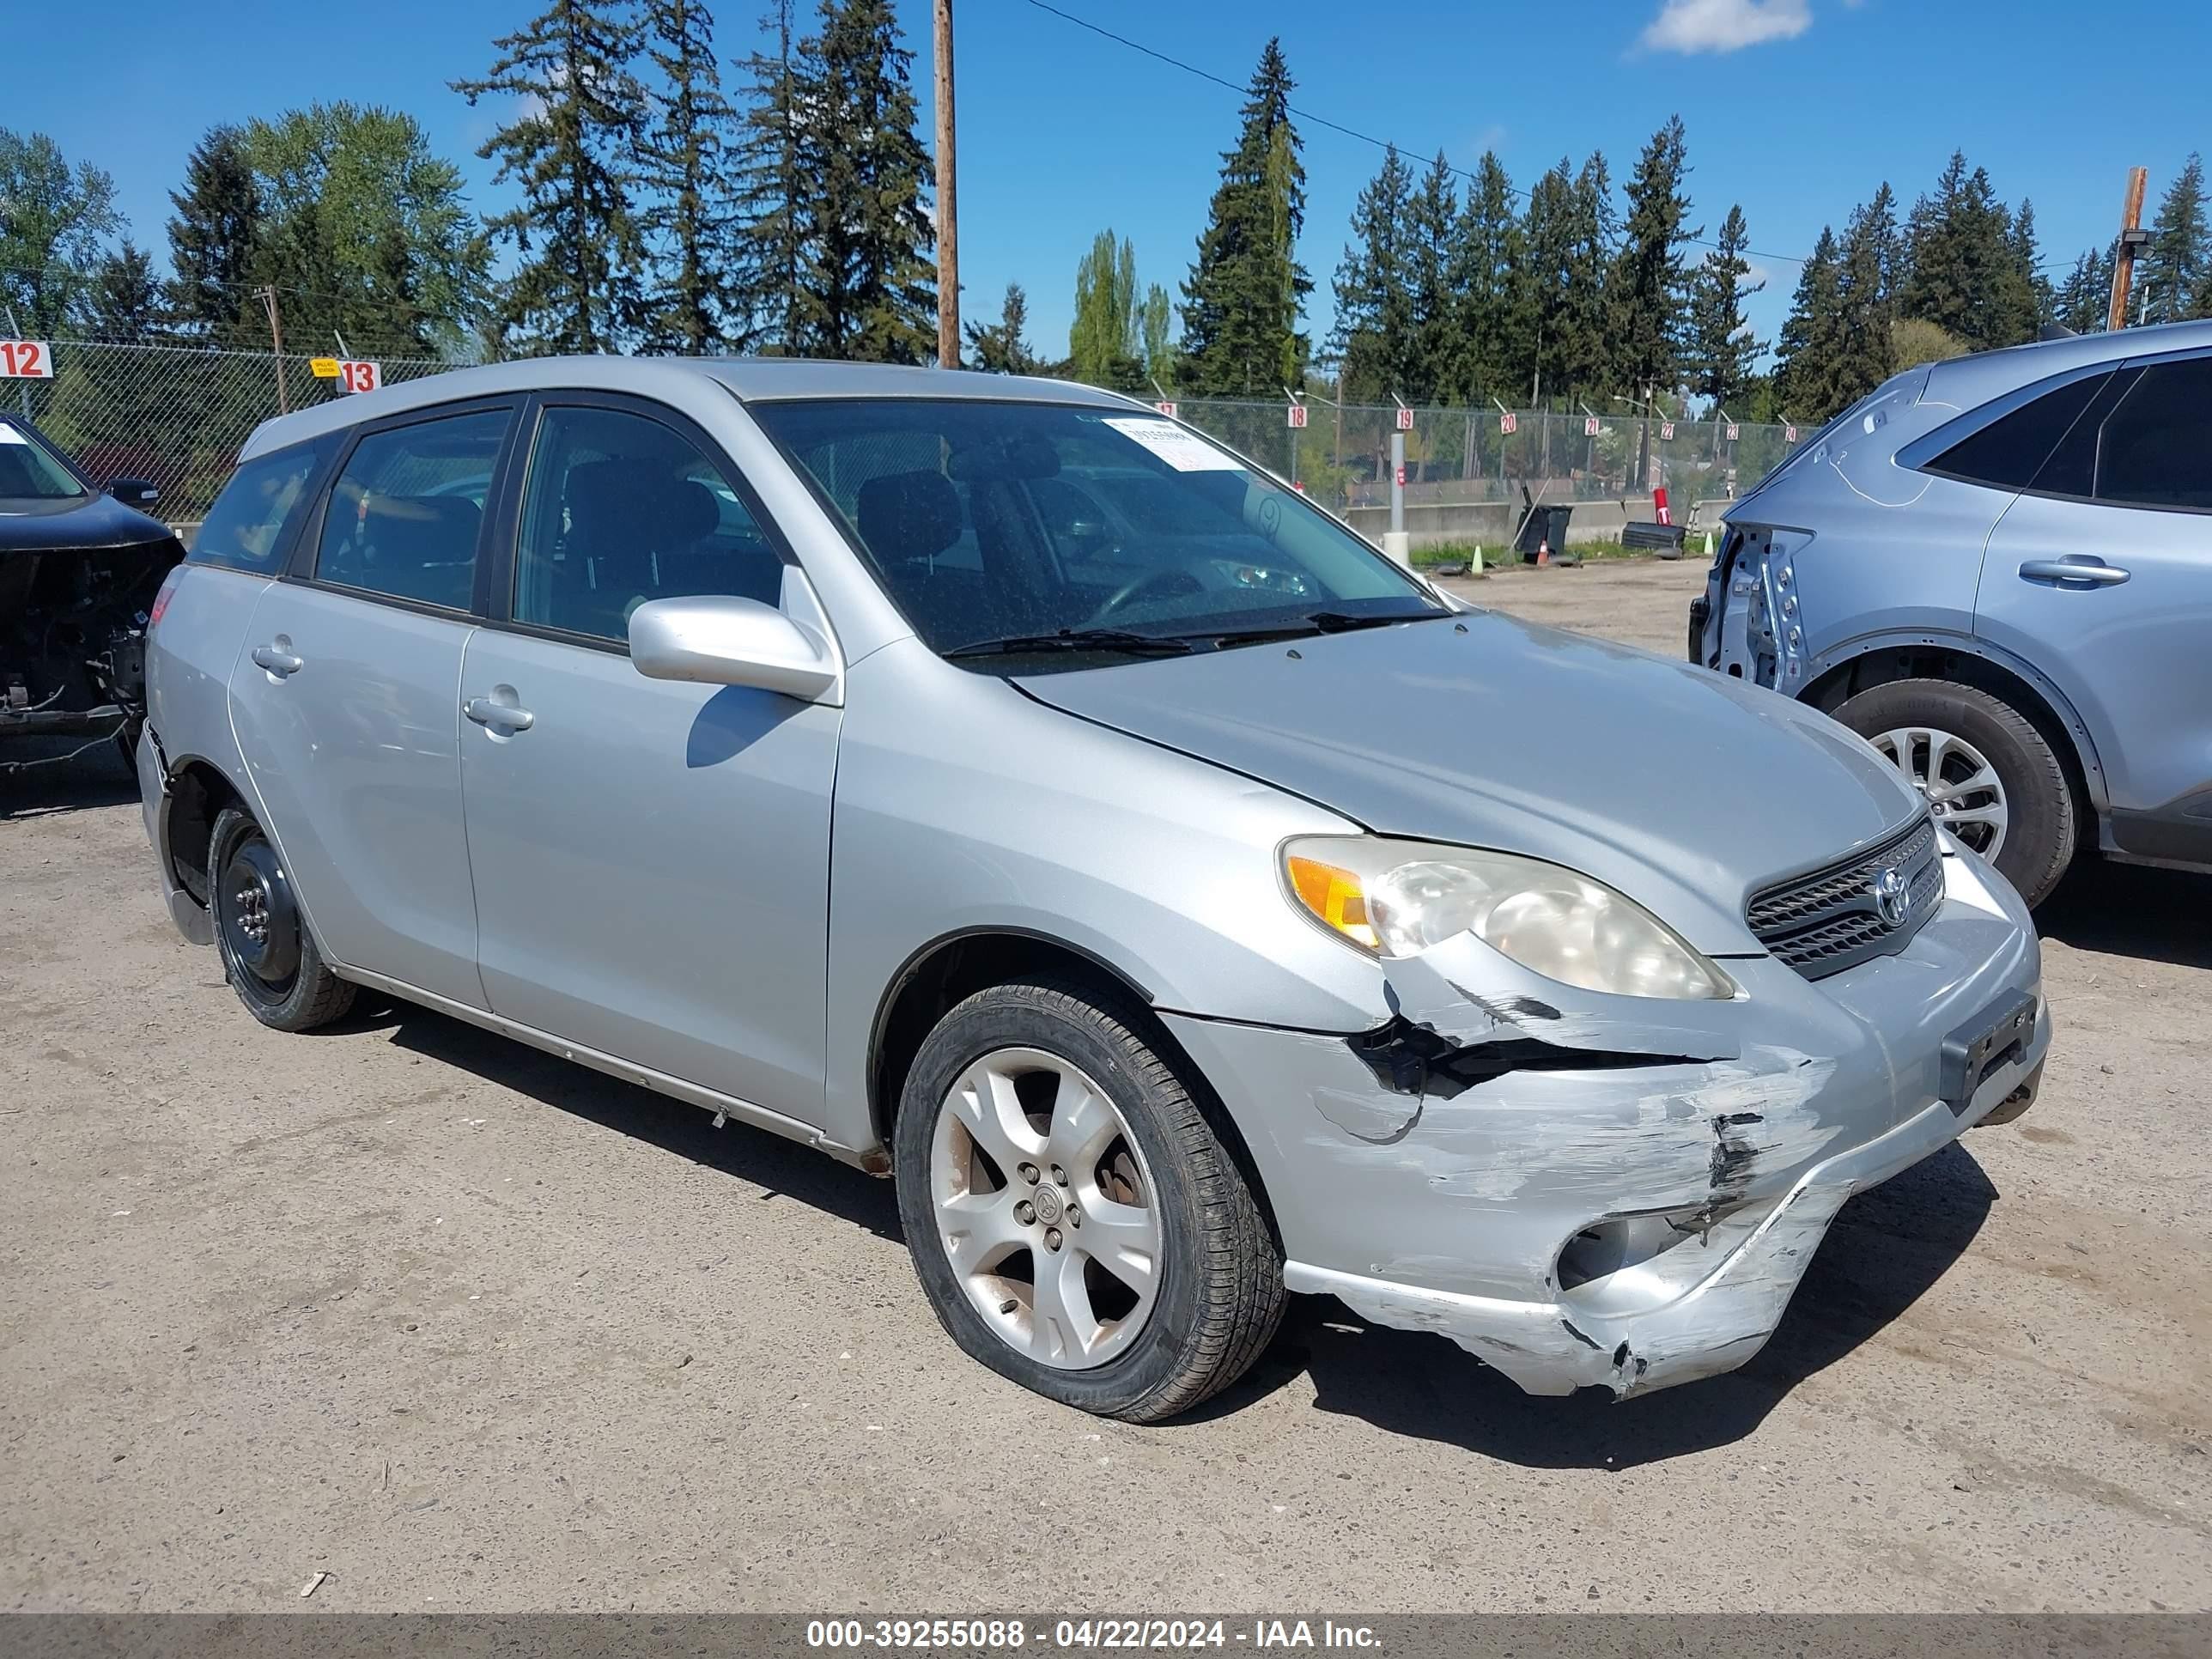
1925,372,2110,491
313,408,509,611
188,440,327,573
2087,357,2212,511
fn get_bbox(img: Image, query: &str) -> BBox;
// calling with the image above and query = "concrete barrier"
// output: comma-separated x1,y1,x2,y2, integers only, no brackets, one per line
1344,497,1734,554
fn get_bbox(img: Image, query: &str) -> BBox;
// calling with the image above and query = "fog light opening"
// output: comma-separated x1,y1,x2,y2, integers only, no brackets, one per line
1555,1205,1740,1305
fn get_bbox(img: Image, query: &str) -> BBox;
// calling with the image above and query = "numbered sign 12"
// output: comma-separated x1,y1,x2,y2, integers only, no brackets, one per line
338,360,383,395
0,340,54,379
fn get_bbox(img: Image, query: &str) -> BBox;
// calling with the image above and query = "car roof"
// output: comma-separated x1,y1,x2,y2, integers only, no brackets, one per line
1922,317,2212,410
238,356,1142,460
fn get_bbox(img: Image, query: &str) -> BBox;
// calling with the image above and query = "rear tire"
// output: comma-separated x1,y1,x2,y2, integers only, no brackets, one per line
1833,678,2075,908
893,979,1284,1422
208,805,356,1031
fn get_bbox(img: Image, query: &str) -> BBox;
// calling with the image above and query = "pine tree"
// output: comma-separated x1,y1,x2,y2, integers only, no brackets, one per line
1516,158,1578,404
793,0,936,362
963,281,1035,373
1328,147,1415,403
87,241,165,338
2053,246,2113,333
1069,230,1143,389
1608,117,1698,408
1553,152,1619,401
164,126,261,340
2141,155,2209,325
729,1,809,351
2002,198,2053,338
1830,193,1898,412
1897,152,2019,349
1687,204,1764,409
638,0,741,354
1445,151,1522,404
453,0,649,354
1774,226,1844,421
1403,151,1457,403
1179,40,1310,397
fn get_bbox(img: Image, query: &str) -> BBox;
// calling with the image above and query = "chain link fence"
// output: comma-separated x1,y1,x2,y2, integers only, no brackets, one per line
10,337,1806,535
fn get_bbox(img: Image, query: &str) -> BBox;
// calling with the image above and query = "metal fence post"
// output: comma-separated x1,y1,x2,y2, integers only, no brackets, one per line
1383,428,1409,566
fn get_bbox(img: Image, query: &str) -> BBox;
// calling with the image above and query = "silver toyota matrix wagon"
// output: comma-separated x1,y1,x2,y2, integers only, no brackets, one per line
138,359,2051,1419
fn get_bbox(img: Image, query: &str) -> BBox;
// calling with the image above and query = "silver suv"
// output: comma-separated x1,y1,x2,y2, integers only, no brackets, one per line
140,358,2048,1419
1694,319,2212,907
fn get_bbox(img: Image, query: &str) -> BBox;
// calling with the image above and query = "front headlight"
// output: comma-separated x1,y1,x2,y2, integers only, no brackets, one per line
1282,836,1736,1000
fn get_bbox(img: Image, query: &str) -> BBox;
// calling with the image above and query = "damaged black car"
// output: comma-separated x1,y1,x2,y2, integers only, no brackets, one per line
0,410,179,775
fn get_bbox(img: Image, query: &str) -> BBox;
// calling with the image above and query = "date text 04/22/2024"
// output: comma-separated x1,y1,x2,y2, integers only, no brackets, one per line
804,1620,1382,1650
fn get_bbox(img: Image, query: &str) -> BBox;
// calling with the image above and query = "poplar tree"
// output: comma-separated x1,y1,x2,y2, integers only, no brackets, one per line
1069,230,1144,390
453,0,649,354
1179,40,1310,396
1687,204,1763,408
638,0,741,354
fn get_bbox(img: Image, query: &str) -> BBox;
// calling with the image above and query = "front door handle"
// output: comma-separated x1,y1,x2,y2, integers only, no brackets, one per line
250,643,304,676
2019,556,2130,587
463,696,535,732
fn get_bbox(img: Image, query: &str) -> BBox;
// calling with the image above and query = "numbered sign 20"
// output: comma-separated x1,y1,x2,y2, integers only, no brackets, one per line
1498,411,1517,435
338,360,383,395
0,340,54,379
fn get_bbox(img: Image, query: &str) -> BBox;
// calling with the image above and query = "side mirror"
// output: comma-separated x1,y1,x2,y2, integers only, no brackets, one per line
629,594,842,704
107,477,161,508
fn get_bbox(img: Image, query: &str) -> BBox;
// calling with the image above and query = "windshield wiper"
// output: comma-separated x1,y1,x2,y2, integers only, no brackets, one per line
1182,609,1445,646
942,628,1196,659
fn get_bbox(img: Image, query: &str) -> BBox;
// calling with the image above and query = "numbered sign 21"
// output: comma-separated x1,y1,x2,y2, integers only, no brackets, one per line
0,340,54,379
1583,416,1601,438
337,360,383,395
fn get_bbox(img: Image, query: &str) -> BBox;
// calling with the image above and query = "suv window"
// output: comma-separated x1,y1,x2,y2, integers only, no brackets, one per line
513,405,784,643
188,439,328,573
1926,372,2110,491
313,408,508,610
2088,356,2212,511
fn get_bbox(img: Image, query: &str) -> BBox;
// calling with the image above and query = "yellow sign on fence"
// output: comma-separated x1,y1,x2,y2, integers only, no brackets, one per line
308,356,340,378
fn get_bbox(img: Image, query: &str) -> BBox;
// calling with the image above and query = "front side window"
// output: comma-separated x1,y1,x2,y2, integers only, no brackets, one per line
0,416,89,501
750,398,1443,667
313,408,508,610
514,405,785,644
189,438,328,572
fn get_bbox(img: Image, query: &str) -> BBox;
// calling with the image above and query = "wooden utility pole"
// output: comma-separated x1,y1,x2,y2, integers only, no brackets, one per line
2106,167,2149,332
933,0,959,368
252,284,290,413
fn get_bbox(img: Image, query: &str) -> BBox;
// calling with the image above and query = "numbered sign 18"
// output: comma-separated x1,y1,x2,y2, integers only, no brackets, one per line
1285,402,1308,429
0,340,54,379
338,360,383,395
1153,400,1177,419
1394,405,1414,432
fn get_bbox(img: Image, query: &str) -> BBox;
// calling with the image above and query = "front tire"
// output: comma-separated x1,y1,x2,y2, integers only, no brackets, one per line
1833,678,2076,908
893,980,1284,1422
208,805,356,1031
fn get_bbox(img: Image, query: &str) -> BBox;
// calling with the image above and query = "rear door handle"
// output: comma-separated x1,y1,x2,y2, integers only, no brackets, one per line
2018,557,2130,587
463,696,535,732
251,643,303,676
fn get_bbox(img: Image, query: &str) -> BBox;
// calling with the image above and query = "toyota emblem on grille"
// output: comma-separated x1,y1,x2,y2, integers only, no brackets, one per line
1872,866,1911,927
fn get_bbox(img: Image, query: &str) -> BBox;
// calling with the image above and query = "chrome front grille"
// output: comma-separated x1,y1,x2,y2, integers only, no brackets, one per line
1747,816,1942,980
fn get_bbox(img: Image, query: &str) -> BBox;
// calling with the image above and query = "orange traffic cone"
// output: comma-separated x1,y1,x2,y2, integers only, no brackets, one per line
1536,539,1551,566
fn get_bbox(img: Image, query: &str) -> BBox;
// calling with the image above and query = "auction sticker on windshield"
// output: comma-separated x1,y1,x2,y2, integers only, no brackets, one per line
1102,416,1243,471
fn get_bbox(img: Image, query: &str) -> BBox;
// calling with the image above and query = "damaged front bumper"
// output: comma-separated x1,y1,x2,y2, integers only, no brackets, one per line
1163,843,2050,1400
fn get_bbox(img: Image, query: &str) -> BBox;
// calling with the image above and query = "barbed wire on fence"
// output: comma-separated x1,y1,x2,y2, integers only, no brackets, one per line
7,335,1806,522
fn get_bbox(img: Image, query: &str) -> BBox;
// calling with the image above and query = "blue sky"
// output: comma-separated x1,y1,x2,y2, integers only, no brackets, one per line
15,0,2211,367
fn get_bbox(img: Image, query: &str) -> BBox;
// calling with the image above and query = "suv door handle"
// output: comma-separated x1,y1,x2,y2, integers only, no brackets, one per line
251,643,304,676
463,696,535,732
2019,556,2130,587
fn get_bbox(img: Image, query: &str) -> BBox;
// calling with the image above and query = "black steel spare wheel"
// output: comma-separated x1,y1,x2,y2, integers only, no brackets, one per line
219,833,301,988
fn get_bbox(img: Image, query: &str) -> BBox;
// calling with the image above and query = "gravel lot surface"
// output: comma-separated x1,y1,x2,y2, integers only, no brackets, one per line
3,557,2206,1612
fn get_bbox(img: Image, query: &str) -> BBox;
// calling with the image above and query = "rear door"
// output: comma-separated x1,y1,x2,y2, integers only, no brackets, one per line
1973,351,2212,861
228,399,517,1006
456,393,838,1125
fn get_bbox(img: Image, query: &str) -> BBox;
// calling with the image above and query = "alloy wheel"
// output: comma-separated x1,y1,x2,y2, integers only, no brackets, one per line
1869,724,2009,860
929,1047,1162,1370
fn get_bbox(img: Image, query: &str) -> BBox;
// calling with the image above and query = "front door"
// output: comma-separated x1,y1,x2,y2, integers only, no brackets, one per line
457,397,839,1125
1975,351,2212,863
227,403,514,1006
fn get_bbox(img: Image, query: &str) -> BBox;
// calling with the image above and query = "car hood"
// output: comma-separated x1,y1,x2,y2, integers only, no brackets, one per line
1014,609,1924,953
0,489,176,555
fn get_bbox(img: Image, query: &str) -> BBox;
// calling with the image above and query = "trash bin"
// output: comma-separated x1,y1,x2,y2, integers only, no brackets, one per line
1515,503,1573,562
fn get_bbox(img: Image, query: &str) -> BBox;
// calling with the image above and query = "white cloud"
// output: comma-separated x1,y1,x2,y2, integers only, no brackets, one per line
1639,0,1814,54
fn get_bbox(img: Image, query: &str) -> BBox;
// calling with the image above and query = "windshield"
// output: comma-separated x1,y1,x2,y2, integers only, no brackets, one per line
750,398,1444,666
0,417,88,501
